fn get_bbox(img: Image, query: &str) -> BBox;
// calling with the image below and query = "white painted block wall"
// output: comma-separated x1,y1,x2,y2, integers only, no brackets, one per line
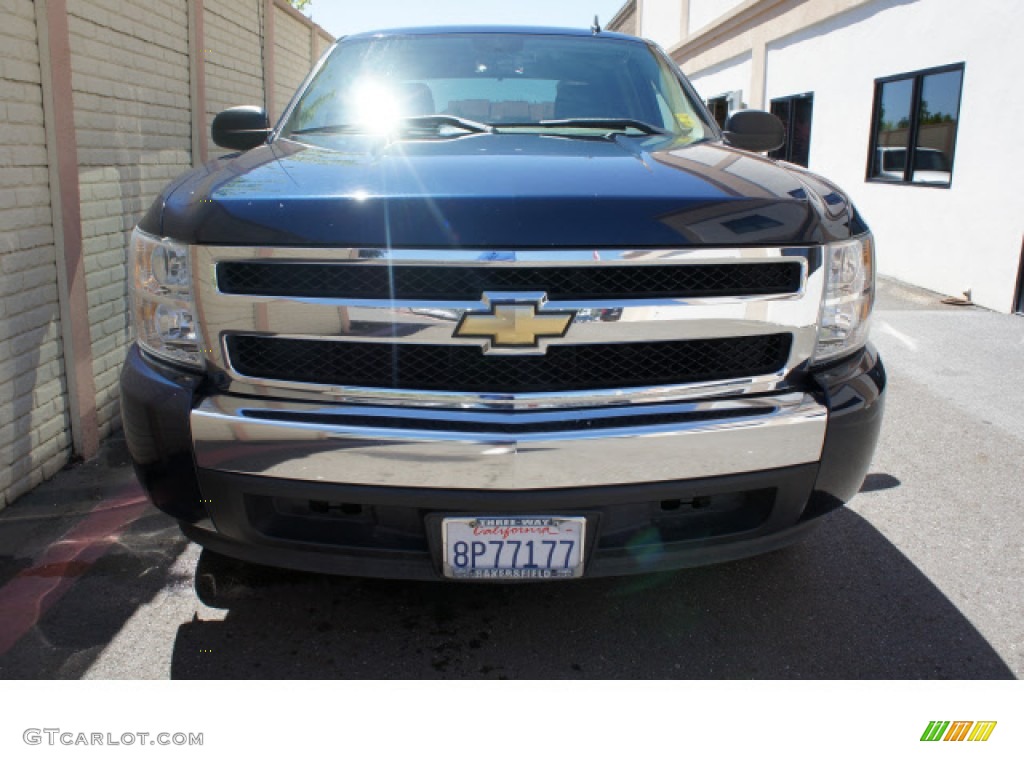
678,0,1023,311
763,0,1024,311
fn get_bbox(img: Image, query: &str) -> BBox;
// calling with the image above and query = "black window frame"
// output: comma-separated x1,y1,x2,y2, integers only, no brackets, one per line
768,91,814,167
865,62,965,189
706,95,730,128
1013,239,1024,316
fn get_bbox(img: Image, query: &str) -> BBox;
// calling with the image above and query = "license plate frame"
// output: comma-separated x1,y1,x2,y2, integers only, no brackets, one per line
441,516,586,580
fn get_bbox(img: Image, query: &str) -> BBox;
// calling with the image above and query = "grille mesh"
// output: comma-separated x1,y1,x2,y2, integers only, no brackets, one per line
217,262,802,301
227,334,792,393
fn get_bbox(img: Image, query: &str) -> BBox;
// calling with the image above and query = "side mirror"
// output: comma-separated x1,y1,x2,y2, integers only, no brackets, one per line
211,106,271,151
722,109,785,153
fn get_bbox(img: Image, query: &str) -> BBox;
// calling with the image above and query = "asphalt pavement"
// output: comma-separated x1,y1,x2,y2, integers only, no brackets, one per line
0,276,1021,679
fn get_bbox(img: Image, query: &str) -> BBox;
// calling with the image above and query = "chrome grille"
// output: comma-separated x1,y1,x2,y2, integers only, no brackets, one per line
216,261,803,301
194,245,821,408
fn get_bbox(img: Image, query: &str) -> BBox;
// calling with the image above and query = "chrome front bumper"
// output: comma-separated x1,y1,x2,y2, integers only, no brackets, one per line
190,391,827,491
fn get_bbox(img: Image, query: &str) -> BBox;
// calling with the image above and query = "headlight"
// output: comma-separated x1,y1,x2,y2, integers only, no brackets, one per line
813,233,875,364
129,228,205,369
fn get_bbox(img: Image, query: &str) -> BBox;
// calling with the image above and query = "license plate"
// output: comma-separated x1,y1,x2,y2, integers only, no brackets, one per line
442,516,586,580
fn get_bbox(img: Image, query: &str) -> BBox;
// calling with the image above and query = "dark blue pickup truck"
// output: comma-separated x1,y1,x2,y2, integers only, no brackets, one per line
120,26,884,586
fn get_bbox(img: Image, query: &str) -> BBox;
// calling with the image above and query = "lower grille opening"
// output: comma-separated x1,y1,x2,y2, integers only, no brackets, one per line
226,333,792,393
247,496,429,552
599,489,775,547
242,488,776,554
308,501,365,518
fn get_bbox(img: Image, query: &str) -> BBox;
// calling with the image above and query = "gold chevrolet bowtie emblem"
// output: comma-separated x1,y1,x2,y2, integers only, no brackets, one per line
454,302,575,349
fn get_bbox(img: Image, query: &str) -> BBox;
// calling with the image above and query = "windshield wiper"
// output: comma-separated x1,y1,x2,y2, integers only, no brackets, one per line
288,123,359,136
289,114,494,137
404,114,495,134
500,118,668,136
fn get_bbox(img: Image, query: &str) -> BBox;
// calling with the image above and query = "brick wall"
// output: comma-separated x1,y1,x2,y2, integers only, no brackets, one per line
205,0,265,133
0,0,71,506
0,0,332,510
273,3,314,121
68,0,194,438
316,30,333,60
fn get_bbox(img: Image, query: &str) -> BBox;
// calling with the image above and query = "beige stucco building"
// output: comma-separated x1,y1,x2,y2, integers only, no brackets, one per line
610,0,1024,315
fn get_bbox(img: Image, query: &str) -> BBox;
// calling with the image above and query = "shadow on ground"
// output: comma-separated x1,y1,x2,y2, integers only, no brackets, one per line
0,518,190,679
2,458,1012,680
0,438,190,679
169,495,1012,680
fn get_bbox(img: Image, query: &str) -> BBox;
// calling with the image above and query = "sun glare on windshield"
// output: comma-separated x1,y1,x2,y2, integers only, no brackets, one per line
282,33,713,143
351,80,404,134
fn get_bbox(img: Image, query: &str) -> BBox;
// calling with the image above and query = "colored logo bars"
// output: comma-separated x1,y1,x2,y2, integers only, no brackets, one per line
921,721,997,742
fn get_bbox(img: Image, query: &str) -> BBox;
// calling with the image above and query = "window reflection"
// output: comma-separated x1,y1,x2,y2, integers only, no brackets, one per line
867,64,963,187
870,79,913,180
914,69,962,184
769,93,813,168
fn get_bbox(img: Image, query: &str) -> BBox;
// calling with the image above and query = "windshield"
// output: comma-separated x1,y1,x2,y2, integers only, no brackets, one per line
281,33,712,141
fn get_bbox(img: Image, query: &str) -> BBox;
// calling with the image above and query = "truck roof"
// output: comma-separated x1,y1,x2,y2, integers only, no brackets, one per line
343,25,642,42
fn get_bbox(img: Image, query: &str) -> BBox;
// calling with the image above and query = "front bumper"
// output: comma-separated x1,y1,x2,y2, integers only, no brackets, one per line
120,343,885,579
189,392,827,490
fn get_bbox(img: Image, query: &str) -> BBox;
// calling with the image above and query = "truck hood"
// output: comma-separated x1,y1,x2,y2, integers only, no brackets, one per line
150,132,861,248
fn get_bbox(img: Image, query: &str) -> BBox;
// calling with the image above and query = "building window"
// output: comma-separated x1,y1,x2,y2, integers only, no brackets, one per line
867,63,964,187
705,90,742,128
707,96,729,127
769,93,813,167
1015,242,1024,315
